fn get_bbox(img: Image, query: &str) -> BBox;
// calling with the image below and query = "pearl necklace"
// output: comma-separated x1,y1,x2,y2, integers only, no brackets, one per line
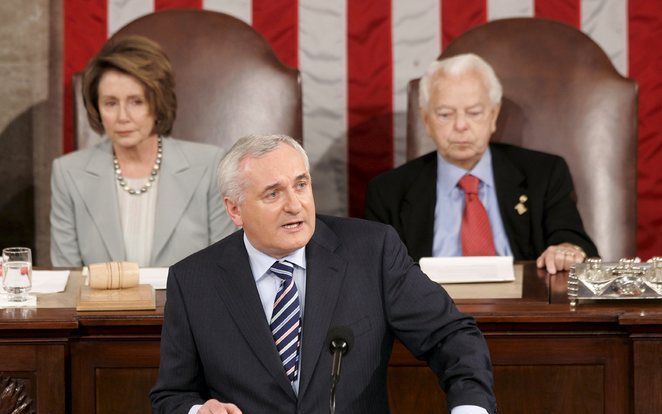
113,137,163,195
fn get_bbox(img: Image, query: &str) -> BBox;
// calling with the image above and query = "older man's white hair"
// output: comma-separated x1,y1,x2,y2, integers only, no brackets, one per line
218,134,309,204
419,53,503,109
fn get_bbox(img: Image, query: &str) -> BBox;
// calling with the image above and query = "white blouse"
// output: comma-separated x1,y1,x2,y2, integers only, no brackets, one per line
116,176,159,267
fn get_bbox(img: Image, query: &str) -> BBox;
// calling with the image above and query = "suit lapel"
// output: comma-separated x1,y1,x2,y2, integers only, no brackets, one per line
491,145,531,259
400,153,436,261
211,233,297,398
298,218,347,398
151,139,206,262
69,140,125,261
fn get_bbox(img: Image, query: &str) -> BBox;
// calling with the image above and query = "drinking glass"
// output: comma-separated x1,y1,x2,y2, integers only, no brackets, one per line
2,247,32,302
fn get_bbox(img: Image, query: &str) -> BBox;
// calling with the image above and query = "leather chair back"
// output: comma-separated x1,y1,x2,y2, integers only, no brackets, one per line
407,18,637,260
74,9,302,151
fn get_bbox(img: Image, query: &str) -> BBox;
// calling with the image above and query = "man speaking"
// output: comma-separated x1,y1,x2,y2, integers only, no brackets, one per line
150,135,496,414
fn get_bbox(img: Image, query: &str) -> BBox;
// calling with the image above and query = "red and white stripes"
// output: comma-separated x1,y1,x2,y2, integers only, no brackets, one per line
63,0,662,258
300,0,348,216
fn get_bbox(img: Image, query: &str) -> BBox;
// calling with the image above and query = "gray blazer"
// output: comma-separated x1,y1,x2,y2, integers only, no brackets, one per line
50,137,235,267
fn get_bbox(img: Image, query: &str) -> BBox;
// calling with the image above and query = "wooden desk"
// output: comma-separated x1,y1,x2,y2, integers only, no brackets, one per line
0,263,660,413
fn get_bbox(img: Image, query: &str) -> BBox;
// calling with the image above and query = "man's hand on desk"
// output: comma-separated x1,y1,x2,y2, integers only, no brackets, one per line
194,399,242,414
536,243,587,274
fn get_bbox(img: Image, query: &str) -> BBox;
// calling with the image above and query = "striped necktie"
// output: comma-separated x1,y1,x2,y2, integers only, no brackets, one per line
270,260,301,383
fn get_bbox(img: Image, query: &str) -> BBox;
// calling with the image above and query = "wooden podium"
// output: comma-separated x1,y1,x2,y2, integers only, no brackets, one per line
1,263,661,413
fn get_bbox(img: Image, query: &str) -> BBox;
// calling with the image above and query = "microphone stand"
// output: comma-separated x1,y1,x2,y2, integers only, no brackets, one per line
330,380,338,414
329,339,346,414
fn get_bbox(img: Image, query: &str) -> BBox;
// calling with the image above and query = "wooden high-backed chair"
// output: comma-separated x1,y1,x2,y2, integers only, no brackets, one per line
74,9,302,151
407,18,638,260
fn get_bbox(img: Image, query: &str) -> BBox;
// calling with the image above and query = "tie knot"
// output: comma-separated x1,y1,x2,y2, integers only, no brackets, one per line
270,261,294,281
458,174,480,195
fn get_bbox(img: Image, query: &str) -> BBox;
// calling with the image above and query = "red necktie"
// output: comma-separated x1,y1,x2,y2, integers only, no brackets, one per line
458,174,496,256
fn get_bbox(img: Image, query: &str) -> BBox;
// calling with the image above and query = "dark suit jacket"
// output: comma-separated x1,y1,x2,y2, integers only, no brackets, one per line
151,215,496,413
365,143,598,262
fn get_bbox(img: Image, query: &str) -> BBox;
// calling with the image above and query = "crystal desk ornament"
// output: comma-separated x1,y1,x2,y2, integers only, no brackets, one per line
645,257,662,294
578,258,616,295
569,257,662,305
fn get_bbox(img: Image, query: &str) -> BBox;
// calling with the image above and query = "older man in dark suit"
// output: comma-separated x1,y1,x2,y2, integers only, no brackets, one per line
366,54,597,274
150,135,496,414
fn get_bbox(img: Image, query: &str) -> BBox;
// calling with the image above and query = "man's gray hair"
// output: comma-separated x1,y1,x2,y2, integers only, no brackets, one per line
218,134,309,204
419,53,502,109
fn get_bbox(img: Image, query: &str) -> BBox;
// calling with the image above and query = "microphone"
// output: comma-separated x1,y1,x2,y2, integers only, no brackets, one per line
326,326,354,414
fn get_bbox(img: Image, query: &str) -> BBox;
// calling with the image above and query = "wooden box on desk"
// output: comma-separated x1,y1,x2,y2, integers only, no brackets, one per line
77,284,156,311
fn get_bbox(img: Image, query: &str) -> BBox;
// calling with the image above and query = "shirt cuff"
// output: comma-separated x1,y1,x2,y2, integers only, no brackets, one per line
451,405,489,414
192,402,487,413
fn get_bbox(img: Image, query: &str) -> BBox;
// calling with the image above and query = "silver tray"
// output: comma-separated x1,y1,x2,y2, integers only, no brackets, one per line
568,258,662,304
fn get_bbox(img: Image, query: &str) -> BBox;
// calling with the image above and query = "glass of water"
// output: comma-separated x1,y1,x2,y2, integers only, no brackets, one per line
2,247,32,302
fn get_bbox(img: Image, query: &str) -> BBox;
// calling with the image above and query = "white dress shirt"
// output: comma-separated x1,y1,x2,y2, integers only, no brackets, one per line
117,176,158,266
433,148,512,257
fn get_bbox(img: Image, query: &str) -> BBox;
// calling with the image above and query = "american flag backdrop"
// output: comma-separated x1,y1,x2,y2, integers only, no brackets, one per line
64,0,662,258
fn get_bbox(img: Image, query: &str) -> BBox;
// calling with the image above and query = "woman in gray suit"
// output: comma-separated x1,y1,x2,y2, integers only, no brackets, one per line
50,36,234,267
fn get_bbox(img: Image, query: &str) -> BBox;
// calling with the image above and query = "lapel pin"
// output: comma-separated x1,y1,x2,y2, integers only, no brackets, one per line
514,194,528,215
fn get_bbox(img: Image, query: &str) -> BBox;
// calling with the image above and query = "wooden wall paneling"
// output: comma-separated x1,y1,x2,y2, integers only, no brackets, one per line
388,366,446,413
71,340,160,414
632,338,662,414
35,344,66,413
0,343,66,413
96,367,159,413
388,341,446,413
386,333,630,414
487,335,629,414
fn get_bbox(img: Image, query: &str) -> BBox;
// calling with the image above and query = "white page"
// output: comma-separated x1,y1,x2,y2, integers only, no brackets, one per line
31,270,70,293
419,256,515,284
139,267,169,290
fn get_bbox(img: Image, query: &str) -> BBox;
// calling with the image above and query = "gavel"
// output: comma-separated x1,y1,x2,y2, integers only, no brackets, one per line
87,262,139,290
